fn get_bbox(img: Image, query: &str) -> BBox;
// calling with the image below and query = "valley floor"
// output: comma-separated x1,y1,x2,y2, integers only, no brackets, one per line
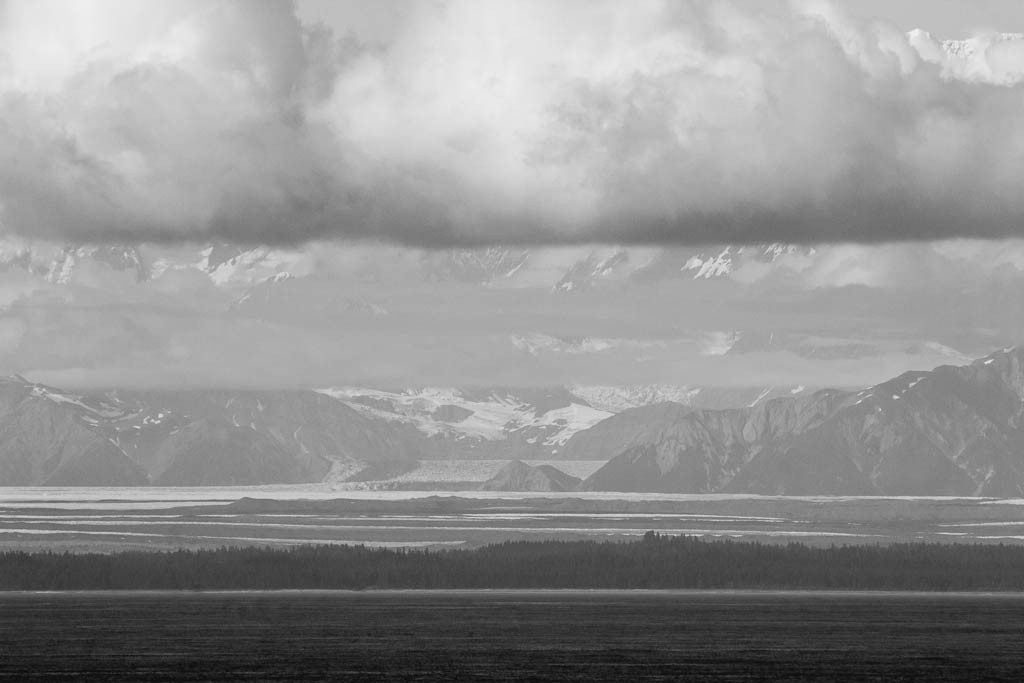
3,487,1024,551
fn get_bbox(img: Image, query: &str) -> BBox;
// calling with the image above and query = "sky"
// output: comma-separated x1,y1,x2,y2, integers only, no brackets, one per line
845,0,1024,38
297,1,1024,49
2,1,1024,391
4,0,1024,246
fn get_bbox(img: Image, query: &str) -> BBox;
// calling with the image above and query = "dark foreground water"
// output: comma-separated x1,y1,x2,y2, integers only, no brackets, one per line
2,591,1023,681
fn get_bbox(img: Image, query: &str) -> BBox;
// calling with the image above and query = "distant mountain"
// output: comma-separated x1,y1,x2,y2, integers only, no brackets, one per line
48,245,148,284
0,378,429,486
147,244,307,289
320,384,814,461
576,346,1024,496
626,243,812,284
552,249,629,292
679,243,808,280
198,245,306,288
412,243,812,292
0,375,837,486
152,418,307,486
479,460,581,492
0,239,146,284
0,378,149,485
5,346,1024,490
0,239,306,290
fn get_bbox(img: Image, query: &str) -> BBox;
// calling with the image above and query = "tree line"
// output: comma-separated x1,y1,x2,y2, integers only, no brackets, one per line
2,533,1024,591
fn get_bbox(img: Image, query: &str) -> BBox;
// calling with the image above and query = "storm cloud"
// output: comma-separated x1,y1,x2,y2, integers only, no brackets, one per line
3,0,1024,246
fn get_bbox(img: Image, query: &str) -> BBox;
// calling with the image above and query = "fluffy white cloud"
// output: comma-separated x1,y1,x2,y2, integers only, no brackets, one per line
1,1,1024,246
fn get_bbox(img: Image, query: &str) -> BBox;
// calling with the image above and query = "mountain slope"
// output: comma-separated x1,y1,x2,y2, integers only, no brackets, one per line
577,347,1024,495
0,380,429,486
152,419,306,486
0,379,149,485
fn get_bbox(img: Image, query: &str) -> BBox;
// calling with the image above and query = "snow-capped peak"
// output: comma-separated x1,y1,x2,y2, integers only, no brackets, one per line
683,246,734,279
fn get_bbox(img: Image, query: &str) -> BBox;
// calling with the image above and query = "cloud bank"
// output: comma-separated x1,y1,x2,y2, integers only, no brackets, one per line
3,0,1024,246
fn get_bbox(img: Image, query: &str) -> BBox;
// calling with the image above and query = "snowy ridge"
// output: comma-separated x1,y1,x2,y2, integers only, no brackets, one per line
0,238,814,292
682,243,809,280
0,241,146,284
683,246,735,279
26,383,131,420
203,246,305,288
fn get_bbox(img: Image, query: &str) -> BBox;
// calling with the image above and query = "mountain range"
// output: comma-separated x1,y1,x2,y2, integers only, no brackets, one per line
0,236,808,293
576,346,1024,496
0,376,810,486
5,346,1024,494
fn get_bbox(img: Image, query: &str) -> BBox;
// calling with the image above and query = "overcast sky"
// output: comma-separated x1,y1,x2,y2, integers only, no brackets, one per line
2,1,1024,390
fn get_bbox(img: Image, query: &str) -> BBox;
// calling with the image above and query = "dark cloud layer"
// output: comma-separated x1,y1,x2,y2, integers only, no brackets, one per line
3,0,1024,246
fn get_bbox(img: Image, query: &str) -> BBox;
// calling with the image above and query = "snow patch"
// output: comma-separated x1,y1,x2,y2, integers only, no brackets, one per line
682,247,734,279
318,387,612,445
